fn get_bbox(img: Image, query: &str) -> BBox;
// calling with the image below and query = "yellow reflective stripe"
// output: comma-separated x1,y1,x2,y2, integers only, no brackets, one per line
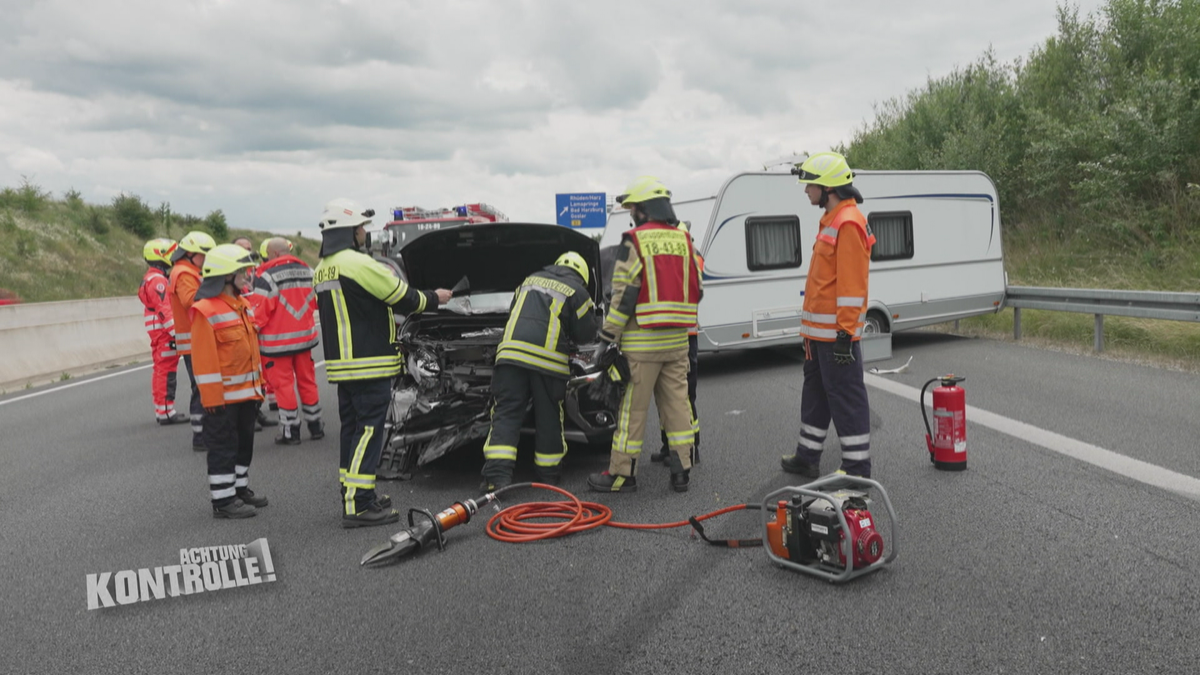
607,307,629,324
503,290,529,343
495,351,570,375
483,444,518,461
383,278,410,305
345,425,375,515
611,383,637,455
330,290,353,361
497,340,568,364
545,296,564,350
576,298,594,319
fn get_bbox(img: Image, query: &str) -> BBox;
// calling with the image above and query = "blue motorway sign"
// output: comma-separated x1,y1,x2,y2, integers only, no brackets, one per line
555,192,606,229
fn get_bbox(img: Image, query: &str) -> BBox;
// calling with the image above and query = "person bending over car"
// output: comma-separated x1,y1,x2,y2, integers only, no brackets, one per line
480,252,598,491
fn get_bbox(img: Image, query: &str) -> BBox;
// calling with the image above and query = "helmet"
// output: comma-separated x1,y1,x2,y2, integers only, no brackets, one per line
171,230,217,262
201,244,257,279
615,176,671,206
143,238,177,265
554,251,589,285
319,198,375,231
793,152,854,188
259,240,270,260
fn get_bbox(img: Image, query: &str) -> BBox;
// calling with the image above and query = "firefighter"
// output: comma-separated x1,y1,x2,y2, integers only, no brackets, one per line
651,221,702,465
480,252,598,491
314,198,451,528
781,152,876,479
233,236,277,431
253,237,323,445
138,238,186,425
168,230,217,451
588,176,702,494
190,244,267,519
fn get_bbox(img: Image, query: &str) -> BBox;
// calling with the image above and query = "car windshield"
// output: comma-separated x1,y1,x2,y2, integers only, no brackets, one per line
442,291,513,315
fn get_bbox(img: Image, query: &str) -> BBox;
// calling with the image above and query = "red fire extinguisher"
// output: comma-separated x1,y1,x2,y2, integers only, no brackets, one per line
921,375,967,471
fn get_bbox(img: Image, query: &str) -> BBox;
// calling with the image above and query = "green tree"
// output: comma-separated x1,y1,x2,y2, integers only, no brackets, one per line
111,193,155,238
205,209,229,240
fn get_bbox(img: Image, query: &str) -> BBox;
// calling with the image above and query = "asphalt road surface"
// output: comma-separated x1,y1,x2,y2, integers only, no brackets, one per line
2,331,1199,674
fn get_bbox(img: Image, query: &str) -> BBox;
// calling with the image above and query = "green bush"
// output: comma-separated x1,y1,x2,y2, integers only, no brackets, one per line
85,207,109,235
842,0,1200,247
64,188,84,211
205,209,229,241
0,177,53,215
112,193,155,238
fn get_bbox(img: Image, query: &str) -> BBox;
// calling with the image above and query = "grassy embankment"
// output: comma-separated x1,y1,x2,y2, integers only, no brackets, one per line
945,227,1200,372
0,185,321,303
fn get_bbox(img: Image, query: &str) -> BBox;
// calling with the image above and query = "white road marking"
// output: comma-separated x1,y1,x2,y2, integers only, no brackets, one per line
865,374,1200,500
0,364,153,407
0,359,327,407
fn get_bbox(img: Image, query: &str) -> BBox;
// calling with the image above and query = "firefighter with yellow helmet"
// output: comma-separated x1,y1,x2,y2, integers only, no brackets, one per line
781,152,876,479
138,238,186,424
480,251,599,490
588,176,702,494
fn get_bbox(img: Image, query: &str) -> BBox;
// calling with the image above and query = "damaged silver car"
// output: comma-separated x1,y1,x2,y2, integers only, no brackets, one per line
375,223,623,480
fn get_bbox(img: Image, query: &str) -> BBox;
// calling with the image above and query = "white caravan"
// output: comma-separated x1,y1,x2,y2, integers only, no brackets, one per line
599,170,1006,352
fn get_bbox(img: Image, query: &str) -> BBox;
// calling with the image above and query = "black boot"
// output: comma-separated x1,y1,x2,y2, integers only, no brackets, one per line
780,452,820,478
342,503,400,529
650,445,670,463
274,425,301,446
668,453,690,493
308,420,325,440
213,499,256,519
236,488,268,508
257,407,277,428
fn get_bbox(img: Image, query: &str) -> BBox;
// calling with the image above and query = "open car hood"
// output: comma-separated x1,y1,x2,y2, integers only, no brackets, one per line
399,223,602,301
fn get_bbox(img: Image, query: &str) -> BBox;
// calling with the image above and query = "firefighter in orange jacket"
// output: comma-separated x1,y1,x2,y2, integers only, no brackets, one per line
781,152,876,479
168,231,216,451
253,237,323,445
233,236,277,432
588,176,702,494
138,238,186,424
190,244,267,519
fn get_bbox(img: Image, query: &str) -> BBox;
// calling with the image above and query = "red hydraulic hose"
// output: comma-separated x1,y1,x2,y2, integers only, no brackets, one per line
484,483,752,543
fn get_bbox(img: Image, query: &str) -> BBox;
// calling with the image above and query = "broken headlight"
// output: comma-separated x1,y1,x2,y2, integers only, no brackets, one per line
409,349,441,385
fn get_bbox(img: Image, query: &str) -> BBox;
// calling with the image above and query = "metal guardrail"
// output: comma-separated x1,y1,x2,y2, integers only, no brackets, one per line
1005,286,1200,352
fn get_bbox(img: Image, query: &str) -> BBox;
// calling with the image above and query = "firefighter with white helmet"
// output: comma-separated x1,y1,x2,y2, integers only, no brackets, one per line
781,152,876,479
588,176,703,494
480,251,599,490
314,198,452,528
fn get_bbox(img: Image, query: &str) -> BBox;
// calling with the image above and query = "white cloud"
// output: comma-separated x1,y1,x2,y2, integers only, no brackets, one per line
0,0,1110,234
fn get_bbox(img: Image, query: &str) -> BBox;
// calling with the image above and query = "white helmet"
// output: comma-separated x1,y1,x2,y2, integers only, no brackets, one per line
319,198,375,231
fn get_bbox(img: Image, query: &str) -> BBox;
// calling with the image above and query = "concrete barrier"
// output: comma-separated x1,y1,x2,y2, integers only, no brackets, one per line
0,296,147,390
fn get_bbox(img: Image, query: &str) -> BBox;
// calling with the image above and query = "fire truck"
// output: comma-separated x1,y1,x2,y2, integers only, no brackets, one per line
373,203,508,256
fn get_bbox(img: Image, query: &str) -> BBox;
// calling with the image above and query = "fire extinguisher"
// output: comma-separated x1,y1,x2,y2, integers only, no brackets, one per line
921,375,967,471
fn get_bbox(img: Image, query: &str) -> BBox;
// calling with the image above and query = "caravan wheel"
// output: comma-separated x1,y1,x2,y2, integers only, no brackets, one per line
863,311,890,335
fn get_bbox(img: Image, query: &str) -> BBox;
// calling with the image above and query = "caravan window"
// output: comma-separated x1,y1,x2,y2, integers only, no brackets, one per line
869,211,914,261
745,216,802,271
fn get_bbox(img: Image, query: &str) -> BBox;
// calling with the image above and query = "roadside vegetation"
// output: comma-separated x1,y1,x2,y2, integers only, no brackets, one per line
839,0,1200,368
0,179,321,303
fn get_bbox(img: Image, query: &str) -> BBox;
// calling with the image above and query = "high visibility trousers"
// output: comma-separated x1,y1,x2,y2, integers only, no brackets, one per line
609,350,694,477
263,350,322,433
204,400,257,507
150,332,180,420
337,378,390,516
482,364,567,484
795,339,872,477
182,355,204,444
659,334,699,452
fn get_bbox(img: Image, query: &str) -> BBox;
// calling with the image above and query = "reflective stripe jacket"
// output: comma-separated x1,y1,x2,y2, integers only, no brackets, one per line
314,248,437,383
800,199,875,342
138,266,175,343
495,265,598,378
601,221,703,355
189,293,263,409
167,259,202,355
251,255,319,356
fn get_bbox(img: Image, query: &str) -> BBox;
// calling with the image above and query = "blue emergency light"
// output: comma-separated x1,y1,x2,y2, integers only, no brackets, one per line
393,208,404,221
454,206,468,217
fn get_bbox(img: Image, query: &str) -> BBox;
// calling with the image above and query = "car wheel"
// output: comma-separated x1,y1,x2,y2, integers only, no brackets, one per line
863,311,889,335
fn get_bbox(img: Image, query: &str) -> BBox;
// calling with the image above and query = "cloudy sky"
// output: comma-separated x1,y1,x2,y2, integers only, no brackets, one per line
1,0,1107,239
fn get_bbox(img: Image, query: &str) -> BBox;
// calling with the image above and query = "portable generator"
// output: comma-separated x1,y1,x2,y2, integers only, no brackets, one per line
761,475,898,583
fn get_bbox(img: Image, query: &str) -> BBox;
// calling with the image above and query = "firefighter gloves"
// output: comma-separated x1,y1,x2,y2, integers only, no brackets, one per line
834,331,855,365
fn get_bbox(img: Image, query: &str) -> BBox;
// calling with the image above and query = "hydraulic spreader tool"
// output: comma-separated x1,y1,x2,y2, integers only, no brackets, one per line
360,476,898,583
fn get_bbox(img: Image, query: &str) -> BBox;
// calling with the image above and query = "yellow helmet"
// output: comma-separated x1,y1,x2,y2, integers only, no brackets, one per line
201,244,257,279
171,230,217,263
793,152,854,188
143,238,177,265
259,240,270,259
615,176,671,206
554,251,589,285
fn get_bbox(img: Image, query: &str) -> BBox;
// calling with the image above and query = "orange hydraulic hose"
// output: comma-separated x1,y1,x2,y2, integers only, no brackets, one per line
484,483,752,543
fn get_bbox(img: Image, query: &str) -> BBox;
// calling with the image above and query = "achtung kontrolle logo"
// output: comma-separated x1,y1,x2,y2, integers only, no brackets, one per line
86,538,276,610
